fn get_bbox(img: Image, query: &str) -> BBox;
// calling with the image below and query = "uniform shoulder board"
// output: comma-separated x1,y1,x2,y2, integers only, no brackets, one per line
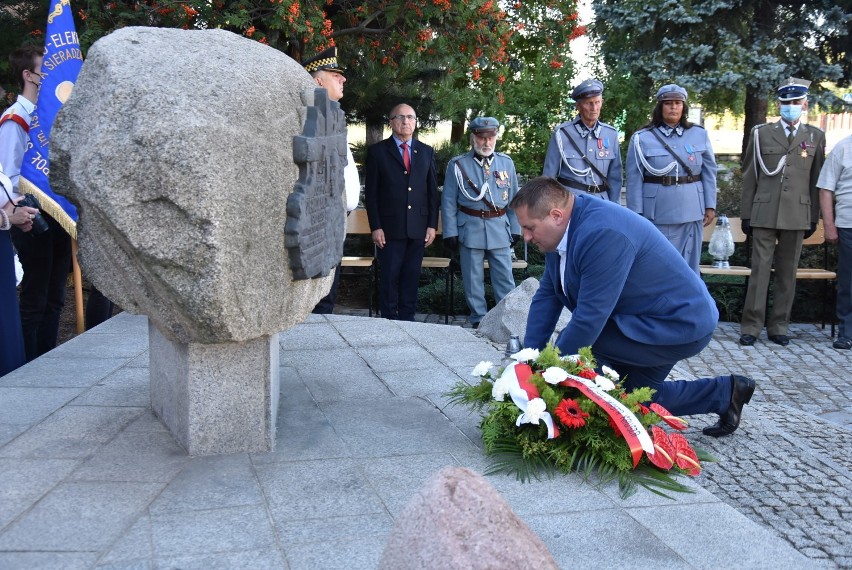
599,121,617,131
752,123,768,132
494,151,512,159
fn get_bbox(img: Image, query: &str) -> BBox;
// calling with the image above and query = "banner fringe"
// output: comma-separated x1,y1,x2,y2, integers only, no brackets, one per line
19,177,77,240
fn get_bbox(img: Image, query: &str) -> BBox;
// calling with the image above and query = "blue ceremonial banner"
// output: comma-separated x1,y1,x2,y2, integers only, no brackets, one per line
20,0,83,237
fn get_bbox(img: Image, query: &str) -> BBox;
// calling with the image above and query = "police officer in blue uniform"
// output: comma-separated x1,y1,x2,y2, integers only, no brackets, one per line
542,78,622,203
442,117,521,327
626,84,717,274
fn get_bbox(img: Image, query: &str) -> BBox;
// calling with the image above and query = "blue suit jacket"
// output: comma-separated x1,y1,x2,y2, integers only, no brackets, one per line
364,137,438,240
525,194,718,354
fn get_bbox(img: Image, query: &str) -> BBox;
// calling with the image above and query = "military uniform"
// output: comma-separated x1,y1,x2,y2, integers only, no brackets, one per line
740,77,826,344
543,79,622,203
625,84,717,274
442,117,520,325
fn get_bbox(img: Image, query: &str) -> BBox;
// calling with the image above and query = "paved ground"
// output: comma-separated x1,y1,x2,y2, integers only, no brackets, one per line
278,312,839,570
0,311,848,569
682,322,852,569
348,310,852,569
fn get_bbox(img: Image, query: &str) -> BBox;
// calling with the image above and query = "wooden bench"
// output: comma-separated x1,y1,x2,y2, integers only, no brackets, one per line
784,221,837,334
341,209,377,316
699,217,837,333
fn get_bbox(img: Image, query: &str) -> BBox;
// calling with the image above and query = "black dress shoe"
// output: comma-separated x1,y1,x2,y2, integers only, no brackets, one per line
739,334,757,346
768,334,789,346
703,375,756,437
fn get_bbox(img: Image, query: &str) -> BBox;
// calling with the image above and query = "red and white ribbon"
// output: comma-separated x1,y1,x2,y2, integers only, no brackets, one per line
559,375,654,467
504,363,560,439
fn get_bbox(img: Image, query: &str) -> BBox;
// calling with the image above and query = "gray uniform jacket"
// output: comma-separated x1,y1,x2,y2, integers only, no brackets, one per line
441,151,520,250
741,120,826,229
542,117,622,203
626,125,717,224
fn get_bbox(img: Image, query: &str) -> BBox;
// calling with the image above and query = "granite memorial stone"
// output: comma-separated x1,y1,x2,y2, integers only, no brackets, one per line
51,27,346,454
379,466,559,569
477,277,572,346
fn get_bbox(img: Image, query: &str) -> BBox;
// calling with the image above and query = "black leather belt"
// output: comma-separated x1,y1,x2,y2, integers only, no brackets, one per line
643,174,702,186
459,204,506,218
557,176,605,194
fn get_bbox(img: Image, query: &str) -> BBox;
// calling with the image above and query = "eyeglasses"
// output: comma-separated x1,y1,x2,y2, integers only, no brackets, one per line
390,114,416,122
29,70,46,80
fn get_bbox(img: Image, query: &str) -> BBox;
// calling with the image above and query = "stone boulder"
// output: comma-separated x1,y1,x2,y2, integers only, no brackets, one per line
51,27,334,344
379,467,558,570
478,277,572,346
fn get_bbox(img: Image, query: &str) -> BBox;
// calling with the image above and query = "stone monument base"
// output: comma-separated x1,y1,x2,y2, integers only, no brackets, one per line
149,323,280,455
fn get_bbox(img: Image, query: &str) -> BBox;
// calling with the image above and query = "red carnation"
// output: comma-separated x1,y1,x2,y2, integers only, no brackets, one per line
555,399,589,428
579,368,597,380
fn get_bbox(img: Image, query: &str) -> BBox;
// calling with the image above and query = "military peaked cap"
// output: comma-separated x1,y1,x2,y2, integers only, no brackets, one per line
301,46,344,75
571,78,604,100
469,116,500,136
776,77,810,101
656,84,687,101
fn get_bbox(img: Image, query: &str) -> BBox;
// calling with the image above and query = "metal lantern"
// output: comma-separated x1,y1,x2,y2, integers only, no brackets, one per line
708,214,735,269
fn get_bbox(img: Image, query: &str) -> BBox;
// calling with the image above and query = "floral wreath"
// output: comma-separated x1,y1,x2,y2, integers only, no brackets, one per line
447,344,714,499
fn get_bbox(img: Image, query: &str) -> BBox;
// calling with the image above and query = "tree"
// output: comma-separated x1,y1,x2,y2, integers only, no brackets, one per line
591,0,852,154
0,0,49,99
3,0,585,169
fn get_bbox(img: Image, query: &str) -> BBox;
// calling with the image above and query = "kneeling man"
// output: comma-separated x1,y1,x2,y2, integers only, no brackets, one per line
512,176,754,436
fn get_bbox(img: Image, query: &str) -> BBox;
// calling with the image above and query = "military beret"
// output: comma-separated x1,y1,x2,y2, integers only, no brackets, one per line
656,84,688,101
776,77,810,101
301,46,345,75
571,78,604,100
469,116,500,136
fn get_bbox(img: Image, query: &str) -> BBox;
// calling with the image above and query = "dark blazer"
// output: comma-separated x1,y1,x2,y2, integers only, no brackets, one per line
525,194,718,354
365,137,439,240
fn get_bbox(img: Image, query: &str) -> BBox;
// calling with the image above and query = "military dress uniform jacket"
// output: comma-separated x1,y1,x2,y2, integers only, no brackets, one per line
626,125,717,225
441,151,521,250
542,118,622,203
741,121,825,230
364,137,439,240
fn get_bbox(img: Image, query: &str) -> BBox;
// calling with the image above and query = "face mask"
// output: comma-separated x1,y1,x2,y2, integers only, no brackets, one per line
780,104,802,122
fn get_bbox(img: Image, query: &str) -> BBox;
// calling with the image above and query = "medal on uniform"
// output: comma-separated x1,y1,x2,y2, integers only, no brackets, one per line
800,141,808,158
502,190,508,201
685,143,695,161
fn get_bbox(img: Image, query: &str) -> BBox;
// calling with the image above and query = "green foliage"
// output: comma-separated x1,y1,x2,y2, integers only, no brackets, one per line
433,139,471,187
445,344,707,498
591,0,852,145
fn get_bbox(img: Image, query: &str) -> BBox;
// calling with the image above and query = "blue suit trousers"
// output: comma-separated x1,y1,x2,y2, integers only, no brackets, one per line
591,320,732,417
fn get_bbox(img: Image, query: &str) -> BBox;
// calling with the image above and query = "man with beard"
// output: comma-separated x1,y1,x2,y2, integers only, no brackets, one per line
441,117,521,327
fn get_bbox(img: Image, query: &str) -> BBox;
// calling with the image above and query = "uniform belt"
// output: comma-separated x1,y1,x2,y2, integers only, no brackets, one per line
643,174,702,186
556,176,606,194
459,204,506,218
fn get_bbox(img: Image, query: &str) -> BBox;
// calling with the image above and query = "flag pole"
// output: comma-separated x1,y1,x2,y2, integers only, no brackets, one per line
71,238,84,333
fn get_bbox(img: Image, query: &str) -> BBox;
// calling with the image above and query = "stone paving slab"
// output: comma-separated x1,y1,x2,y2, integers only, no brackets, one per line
0,312,836,569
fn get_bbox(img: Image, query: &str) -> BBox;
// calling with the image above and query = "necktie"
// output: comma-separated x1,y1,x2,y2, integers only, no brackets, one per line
401,142,411,171
787,126,795,144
